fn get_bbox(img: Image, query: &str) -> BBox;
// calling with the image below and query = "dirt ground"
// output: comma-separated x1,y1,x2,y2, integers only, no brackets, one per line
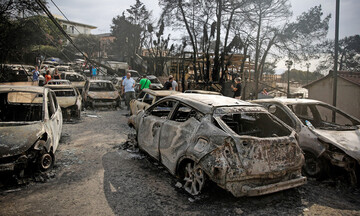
0,108,360,216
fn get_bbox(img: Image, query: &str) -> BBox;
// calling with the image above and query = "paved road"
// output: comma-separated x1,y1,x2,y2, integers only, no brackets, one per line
0,109,359,215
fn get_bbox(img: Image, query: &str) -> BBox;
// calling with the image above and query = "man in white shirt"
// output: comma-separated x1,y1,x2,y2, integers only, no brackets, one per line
122,72,135,112
169,75,178,91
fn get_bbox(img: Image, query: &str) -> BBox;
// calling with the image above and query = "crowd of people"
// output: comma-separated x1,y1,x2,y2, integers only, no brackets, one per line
31,66,62,86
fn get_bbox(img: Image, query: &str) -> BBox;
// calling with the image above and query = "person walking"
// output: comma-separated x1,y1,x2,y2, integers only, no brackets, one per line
164,76,173,90
139,75,151,91
170,75,178,91
53,68,61,80
32,66,40,85
231,77,242,99
122,72,136,113
45,70,51,84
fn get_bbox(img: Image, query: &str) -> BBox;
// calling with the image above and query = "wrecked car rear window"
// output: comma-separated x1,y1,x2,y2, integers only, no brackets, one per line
214,106,291,138
0,92,43,122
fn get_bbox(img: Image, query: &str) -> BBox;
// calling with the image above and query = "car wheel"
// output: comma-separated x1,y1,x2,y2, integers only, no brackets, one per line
183,162,206,196
38,150,54,172
303,151,328,179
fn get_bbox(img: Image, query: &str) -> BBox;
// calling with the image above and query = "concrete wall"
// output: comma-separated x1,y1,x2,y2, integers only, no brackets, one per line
307,77,360,119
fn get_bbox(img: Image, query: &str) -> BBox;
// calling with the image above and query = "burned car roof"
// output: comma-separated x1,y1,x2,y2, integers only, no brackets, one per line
0,85,45,94
89,80,112,83
45,84,76,89
142,89,181,97
166,94,256,114
253,98,323,105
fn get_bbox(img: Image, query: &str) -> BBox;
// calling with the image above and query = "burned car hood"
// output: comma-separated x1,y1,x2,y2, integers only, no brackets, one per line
88,91,118,99
314,128,360,161
0,122,43,158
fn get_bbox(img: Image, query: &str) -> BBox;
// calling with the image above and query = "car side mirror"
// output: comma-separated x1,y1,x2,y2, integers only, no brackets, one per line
268,105,276,114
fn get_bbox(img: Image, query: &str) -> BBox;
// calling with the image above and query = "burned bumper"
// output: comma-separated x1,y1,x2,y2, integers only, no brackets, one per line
0,155,29,172
90,99,117,107
226,176,307,197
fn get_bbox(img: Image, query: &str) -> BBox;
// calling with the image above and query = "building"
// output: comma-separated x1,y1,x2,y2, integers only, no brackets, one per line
53,15,96,37
303,71,360,119
96,33,115,59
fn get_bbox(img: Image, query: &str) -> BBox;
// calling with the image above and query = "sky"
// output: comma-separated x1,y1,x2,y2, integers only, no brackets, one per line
48,0,360,72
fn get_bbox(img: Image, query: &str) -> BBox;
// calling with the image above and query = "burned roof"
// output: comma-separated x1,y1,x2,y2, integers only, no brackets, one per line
89,80,112,83
142,88,180,97
167,94,255,114
0,85,45,94
184,90,222,95
45,84,76,89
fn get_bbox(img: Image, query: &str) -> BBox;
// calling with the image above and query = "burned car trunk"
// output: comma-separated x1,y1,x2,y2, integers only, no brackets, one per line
0,86,63,175
131,94,306,197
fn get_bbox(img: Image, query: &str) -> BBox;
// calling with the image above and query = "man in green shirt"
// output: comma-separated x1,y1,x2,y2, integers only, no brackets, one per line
139,75,151,90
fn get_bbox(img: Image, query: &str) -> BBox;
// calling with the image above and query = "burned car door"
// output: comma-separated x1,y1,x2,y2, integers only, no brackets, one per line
158,102,203,173
45,91,62,152
137,100,177,160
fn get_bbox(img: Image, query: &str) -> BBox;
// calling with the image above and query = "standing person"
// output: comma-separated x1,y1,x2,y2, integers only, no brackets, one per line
53,68,61,80
169,75,178,91
231,77,242,99
139,75,151,91
92,67,97,80
45,70,51,84
164,77,173,90
122,72,136,113
32,66,40,84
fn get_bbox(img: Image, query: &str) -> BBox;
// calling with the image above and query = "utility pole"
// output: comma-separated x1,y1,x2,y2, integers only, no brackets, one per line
285,60,293,98
306,63,311,84
332,0,340,121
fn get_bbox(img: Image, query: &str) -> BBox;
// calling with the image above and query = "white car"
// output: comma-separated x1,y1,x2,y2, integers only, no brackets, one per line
0,86,63,175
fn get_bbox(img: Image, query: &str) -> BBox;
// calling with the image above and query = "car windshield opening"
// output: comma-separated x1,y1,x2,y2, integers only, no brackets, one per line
89,82,115,92
288,104,359,130
220,112,291,138
54,89,76,97
0,92,43,122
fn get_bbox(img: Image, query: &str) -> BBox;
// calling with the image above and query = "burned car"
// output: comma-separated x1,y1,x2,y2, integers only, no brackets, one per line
129,94,306,197
129,89,180,115
60,71,87,94
84,80,120,109
253,98,360,184
45,84,82,120
0,86,63,175
135,75,164,91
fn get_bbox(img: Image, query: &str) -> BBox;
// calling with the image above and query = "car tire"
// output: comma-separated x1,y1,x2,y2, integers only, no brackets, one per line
303,151,328,179
182,162,206,196
37,150,54,172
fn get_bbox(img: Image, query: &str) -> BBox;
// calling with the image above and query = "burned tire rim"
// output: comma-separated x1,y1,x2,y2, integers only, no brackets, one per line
303,151,321,177
40,153,53,171
183,162,205,196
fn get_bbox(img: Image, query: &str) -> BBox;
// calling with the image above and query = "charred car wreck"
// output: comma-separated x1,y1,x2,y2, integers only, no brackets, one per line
84,80,120,109
0,86,63,176
129,94,306,197
253,98,360,185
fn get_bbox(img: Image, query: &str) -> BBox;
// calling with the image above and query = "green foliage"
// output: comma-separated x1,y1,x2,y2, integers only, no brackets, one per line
281,68,323,84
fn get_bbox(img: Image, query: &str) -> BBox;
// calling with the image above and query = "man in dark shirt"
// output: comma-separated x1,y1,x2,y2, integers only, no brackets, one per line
231,77,242,99
164,77,173,90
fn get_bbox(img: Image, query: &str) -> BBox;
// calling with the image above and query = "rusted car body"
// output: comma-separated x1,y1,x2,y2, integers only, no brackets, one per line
129,89,180,115
130,94,306,197
45,84,82,120
84,80,120,109
253,98,360,184
60,72,87,95
0,86,63,174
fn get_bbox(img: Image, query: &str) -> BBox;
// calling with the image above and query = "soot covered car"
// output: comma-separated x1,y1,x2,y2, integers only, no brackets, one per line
129,94,306,197
0,86,63,175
